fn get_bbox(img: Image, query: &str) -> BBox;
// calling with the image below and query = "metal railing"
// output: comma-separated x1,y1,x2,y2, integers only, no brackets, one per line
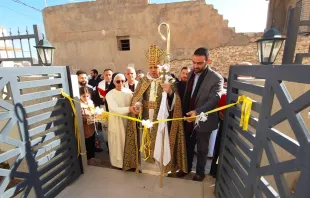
0,25,43,66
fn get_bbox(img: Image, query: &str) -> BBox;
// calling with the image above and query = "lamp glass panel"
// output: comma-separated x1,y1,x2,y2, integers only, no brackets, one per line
257,43,262,63
261,40,273,63
44,48,54,65
270,40,283,63
37,48,45,64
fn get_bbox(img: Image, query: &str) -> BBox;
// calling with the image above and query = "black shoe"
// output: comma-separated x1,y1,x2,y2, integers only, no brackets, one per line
192,174,205,182
176,171,188,178
95,148,103,152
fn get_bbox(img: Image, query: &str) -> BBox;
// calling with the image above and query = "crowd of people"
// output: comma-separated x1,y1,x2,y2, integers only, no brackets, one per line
76,45,230,182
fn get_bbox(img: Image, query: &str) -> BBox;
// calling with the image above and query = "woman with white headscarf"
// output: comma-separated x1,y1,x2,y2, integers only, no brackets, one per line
106,73,135,169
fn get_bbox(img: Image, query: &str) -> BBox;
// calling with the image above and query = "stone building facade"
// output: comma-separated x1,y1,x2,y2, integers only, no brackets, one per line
43,0,238,73
43,0,310,76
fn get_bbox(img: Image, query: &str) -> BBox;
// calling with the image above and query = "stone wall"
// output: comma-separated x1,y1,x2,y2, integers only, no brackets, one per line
170,34,310,78
42,0,235,74
43,0,310,77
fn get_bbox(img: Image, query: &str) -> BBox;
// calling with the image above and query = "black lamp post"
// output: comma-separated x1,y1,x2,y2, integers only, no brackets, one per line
256,28,286,65
34,35,55,66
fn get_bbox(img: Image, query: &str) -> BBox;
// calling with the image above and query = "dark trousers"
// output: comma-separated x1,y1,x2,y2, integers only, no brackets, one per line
186,129,212,177
209,120,224,177
85,133,96,160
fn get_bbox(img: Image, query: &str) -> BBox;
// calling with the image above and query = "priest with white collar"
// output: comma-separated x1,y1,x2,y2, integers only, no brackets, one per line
124,67,138,92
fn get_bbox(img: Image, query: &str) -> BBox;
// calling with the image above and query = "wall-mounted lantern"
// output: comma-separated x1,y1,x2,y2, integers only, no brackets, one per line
34,35,55,66
256,28,286,65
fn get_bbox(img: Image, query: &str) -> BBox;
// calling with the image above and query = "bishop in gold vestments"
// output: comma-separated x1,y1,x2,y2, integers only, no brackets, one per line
123,45,187,175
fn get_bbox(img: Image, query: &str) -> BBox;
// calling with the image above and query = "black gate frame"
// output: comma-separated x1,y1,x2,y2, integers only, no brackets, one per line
0,66,82,197
216,65,310,198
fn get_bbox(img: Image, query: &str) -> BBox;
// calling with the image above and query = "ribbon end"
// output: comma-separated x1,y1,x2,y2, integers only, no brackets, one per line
239,96,252,132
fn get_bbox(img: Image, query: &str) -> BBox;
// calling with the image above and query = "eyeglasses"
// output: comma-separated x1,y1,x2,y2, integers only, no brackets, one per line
115,80,125,84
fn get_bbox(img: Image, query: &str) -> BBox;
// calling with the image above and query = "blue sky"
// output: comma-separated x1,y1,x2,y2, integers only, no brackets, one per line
0,0,269,35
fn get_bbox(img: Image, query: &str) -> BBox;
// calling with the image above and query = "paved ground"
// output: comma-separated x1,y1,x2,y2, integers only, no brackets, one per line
57,166,216,198
58,130,217,198
94,130,212,175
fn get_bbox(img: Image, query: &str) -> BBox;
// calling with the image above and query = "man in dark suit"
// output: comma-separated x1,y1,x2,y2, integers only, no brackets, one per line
178,47,223,181
177,66,191,107
88,69,102,88
88,69,102,107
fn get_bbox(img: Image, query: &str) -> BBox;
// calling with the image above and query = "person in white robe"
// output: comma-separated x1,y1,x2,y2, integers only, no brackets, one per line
106,74,135,169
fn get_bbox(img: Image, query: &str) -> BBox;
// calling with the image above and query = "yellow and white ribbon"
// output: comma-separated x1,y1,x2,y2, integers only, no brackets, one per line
61,89,86,157
61,89,252,159
140,120,153,160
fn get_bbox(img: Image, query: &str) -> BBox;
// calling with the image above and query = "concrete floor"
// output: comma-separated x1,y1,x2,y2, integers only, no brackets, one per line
57,166,216,198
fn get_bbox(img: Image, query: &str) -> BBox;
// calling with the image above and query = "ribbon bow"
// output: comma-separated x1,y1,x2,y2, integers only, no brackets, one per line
91,106,105,115
142,119,153,128
194,112,208,129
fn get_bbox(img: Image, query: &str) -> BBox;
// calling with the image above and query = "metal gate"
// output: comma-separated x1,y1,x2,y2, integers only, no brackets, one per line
0,66,81,197
216,65,310,198
0,25,43,66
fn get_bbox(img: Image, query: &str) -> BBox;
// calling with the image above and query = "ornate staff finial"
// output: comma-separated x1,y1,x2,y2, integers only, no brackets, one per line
158,22,170,57
158,22,172,83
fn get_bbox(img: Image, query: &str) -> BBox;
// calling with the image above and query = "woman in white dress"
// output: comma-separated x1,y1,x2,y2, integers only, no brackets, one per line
106,74,135,169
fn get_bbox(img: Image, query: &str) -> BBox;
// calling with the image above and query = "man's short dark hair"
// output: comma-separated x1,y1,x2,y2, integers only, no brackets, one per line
181,66,189,71
91,69,98,75
104,69,113,73
136,69,144,75
224,77,228,83
194,47,209,59
76,70,87,76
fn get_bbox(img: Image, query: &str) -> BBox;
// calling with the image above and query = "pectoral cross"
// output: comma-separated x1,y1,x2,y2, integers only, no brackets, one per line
160,67,170,84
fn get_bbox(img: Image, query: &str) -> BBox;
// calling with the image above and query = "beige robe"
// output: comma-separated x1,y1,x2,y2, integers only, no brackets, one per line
106,88,132,168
